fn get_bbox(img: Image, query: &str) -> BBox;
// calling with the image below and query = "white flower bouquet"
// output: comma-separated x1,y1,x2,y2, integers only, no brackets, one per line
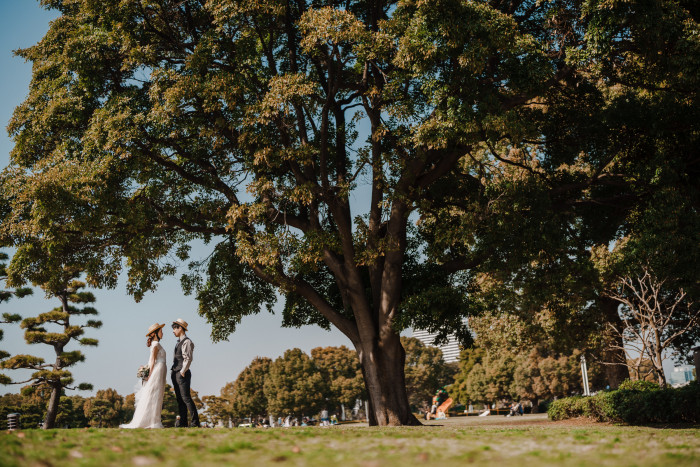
137,365,150,380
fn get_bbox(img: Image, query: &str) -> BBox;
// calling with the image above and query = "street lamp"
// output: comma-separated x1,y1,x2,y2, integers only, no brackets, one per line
580,355,591,396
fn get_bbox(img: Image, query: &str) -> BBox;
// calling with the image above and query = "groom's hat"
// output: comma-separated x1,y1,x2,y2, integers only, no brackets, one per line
146,323,165,336
172,318,188,331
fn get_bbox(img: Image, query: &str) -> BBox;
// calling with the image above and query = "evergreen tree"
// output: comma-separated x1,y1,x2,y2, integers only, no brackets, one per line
0,273,101,429
0,251,32,385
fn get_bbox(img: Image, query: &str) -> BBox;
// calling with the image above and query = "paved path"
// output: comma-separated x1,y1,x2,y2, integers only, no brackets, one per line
338,413,551,428
421,413,550,427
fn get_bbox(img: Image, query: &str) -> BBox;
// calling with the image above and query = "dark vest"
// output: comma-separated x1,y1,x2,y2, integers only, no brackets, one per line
172,337,190,372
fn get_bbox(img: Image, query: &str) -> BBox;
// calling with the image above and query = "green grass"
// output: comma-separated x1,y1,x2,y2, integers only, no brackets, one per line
0,415,698,466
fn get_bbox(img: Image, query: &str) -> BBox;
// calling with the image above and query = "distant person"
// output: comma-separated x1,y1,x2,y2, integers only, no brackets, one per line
321,409,330,426
507,401,523,417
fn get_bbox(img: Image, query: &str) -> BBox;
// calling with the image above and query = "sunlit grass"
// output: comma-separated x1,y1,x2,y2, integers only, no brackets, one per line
0,416,698,466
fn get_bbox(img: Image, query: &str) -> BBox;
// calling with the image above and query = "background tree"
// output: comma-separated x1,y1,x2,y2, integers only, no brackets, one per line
83,388,126,428
451,347,485,407
400,337,456,411
159,384,179,427
0,275,101,429
190,388,205,412
123,393,135,424
511,347,601,412
229,356,272,420
56,394,88,428
311,346,366,415
602,267,699,386
625,357,658,383
201,394,233,427
0,387,48,429
264,349,325,418
453,344,602,411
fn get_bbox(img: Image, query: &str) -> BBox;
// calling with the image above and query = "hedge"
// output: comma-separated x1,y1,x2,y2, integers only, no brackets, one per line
548,380,700,424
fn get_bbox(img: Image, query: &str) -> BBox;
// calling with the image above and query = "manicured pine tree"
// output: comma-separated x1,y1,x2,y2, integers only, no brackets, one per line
1,272,101,429
0,251,32,385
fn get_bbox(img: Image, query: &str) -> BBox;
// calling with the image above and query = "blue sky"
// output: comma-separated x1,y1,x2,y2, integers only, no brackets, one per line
0,1,353,398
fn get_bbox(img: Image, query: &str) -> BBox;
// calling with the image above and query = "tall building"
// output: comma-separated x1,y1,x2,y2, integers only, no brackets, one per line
669,365,696,387
411,329,461,363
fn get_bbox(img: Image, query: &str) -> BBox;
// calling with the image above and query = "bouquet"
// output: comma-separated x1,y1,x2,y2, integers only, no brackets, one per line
137,365,150,381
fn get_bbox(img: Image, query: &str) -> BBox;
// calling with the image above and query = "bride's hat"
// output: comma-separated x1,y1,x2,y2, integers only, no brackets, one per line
146,323,165,336
172,318,188,331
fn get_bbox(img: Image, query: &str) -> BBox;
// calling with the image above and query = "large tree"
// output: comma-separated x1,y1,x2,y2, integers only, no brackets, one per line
2,0,697,425
417,0,700,388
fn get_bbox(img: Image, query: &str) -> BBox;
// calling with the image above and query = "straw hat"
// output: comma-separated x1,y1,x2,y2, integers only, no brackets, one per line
146,323,165,337
172,318,188,331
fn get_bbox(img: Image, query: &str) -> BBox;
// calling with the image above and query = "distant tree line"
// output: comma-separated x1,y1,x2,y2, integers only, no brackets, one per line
201,339,456,425
0,385,203,430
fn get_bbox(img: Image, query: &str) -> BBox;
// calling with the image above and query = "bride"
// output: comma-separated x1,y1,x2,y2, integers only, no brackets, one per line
120,323,167,429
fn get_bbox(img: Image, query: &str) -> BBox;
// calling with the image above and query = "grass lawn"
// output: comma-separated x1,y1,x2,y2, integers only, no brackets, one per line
1,414,698,466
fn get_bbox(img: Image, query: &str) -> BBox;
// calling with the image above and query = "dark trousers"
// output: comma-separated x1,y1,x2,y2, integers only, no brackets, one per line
171,370,199,427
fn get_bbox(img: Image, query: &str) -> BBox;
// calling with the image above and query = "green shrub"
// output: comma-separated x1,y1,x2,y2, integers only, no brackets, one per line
547,380,699,424
618,379,661,391
548,396,595,421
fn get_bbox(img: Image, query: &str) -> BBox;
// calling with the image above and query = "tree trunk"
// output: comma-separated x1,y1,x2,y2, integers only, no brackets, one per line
356,333,421,426
43,385,61,429
599,297,630,388
652,340,667,387
531,397,539,414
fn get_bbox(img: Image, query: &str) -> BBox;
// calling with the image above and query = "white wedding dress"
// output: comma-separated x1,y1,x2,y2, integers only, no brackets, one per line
120,340,167,429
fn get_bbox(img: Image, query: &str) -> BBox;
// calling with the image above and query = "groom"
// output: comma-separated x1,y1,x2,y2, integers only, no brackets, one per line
171,319,200,428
